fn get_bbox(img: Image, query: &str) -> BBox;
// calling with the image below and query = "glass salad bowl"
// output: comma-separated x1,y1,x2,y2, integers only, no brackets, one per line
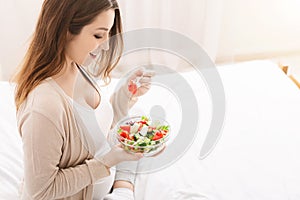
111,116,170,157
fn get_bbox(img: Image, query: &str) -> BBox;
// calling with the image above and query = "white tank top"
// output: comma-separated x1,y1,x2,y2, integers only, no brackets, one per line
69,64,115,199
67,92,113,156
68,92,115,200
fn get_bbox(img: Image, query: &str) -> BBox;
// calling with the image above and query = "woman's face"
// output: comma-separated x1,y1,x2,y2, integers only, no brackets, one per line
65,9,115,66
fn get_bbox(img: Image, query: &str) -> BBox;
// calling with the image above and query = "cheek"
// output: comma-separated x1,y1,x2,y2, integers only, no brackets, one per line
83,39,98,53
79,40,98,64
65,35,98,64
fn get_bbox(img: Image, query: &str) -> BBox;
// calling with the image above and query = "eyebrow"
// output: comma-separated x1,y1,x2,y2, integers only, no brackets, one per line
96,27,109,31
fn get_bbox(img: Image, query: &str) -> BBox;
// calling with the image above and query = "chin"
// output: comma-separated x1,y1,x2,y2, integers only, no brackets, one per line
83,57,94,67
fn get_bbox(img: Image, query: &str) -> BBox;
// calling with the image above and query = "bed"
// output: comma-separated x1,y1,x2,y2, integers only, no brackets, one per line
1,60,300,200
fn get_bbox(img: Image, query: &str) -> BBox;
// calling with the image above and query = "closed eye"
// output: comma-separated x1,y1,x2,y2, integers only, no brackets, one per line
94,35,103,39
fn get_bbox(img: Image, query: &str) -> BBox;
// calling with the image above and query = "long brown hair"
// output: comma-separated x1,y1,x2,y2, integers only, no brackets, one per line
13,0,123,110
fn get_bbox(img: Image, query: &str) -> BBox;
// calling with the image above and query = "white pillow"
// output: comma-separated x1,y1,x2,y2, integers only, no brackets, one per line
0,82,23,199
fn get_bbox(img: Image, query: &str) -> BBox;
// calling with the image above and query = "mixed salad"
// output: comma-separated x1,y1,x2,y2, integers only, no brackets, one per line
117,116,170,153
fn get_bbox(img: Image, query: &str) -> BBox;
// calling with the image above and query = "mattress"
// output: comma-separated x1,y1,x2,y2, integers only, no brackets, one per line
1,60,300,199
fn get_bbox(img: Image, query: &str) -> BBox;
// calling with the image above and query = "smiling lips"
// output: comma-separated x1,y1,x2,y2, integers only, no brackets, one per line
89,52,97,59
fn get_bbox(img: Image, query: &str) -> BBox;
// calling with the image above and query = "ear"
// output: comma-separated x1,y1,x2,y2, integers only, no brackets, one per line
66,31,74,41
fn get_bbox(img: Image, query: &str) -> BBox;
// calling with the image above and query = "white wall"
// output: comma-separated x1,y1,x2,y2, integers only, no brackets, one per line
216,0,300,63
0,0,224,80
116,0,223,73
0,0,43,81
1,0,300,80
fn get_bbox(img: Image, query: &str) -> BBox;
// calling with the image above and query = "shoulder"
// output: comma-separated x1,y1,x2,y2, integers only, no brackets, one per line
17,79,70,128
32,80,66,114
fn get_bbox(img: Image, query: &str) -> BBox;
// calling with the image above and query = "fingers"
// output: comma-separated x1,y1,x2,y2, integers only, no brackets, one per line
139,76,151,83
142,70,155,78
137,76,152,91
134,69,144,77
129,69,143,80
131,152,143,160
129,68,155,80
115,144,144,161
140,84,151,91
127,70,153,96
123,151,143,161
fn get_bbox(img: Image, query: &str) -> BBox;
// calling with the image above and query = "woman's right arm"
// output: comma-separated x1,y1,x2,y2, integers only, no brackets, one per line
20,110,142,200
20,111,110,199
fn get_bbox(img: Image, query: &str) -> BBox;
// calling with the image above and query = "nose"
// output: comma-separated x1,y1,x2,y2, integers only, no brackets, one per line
98,33,110,51
101,40,109,51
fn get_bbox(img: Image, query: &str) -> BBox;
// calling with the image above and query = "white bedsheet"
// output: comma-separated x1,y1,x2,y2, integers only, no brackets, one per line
133,60,300,200
1,60,300,199
0,82,23,199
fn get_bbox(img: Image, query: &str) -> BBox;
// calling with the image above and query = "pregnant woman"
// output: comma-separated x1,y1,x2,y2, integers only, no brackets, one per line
13,0,152,199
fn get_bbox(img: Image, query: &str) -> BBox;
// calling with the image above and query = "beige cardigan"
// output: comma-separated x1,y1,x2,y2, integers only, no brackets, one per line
17,78,111,200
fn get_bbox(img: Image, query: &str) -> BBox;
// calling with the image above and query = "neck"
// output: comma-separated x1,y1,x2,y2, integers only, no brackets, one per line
52,60,79,98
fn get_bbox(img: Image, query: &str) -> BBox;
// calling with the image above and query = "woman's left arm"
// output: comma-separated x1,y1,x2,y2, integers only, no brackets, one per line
110,68,154,127
106,69,154,199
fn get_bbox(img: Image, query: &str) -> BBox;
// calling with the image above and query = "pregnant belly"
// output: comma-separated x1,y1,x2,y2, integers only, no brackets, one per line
92,168,115,200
